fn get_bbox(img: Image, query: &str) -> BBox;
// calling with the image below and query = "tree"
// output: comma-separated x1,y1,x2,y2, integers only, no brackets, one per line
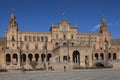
30,61,38,70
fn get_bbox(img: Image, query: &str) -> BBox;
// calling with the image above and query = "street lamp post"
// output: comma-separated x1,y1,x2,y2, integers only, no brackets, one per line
20,32,25,73
44,39,48,70
67,40,70,63
105,39,109,64
67,40,71,69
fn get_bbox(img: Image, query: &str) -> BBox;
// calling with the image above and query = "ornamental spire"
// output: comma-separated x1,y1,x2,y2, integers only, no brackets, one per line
101,17,106,24
9,10,18,30
99,17,108,33
11,9,16,19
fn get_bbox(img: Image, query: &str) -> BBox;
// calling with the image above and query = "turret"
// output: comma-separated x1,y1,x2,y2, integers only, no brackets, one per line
6,10,19,49
99,17,111,49
8,10,18,31
99,17,108,33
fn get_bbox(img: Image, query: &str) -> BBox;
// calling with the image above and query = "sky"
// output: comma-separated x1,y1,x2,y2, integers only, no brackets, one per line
0,0,120,38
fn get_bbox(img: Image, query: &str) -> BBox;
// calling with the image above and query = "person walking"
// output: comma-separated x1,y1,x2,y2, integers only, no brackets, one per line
64,66,66,72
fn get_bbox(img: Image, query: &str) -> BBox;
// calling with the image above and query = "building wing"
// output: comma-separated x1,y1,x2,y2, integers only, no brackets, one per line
111,39,120,46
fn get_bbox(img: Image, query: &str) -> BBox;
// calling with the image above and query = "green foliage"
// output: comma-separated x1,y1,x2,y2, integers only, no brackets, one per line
29,61,38,69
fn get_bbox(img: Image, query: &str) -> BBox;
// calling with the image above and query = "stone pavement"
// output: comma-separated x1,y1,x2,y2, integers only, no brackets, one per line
0,69,120,80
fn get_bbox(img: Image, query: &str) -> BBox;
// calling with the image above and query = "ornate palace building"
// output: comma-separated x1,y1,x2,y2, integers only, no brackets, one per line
0,11,120,69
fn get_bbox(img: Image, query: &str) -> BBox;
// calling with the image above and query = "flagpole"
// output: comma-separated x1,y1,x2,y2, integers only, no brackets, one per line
62,11,65,20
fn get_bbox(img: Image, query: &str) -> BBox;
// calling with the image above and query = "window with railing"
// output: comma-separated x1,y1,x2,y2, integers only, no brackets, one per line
24,36,27,41
41,37,44,42
26,44,29,50
11,37,15,41
37,36,40,41
35,45,38,50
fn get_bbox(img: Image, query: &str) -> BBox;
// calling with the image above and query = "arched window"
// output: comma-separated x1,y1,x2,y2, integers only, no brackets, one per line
95,53,98,60
22,54,26,62
100,53,104,60
113,53,117,60
55,42,59,47
63,42,67,46
13,53,18,62
6,54,11,64
108,53,111,60
63,34,66,39
11,37,15,41
28,54,33,62
73,50,80,65
41,53,45,62
35,54,39,62
71,35,73,39
47,54,52,62
63,56,67,61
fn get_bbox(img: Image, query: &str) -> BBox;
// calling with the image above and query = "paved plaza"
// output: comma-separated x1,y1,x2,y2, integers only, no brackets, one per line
0,69,120,80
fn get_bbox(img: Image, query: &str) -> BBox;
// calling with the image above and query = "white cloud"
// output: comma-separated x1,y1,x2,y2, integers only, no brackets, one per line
91,24,100,31
91,21,120,32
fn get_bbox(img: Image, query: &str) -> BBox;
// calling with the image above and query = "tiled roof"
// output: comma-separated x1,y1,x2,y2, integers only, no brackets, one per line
0,37,5,45
111,39,120,46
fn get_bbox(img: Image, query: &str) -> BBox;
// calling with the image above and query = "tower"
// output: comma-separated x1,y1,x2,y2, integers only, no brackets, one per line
6,10,19,49
8,10,18,30
99,17,111,49
99,17,108,33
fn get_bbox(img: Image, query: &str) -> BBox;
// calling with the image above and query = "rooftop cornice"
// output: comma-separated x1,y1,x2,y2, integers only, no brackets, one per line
18,31,51,34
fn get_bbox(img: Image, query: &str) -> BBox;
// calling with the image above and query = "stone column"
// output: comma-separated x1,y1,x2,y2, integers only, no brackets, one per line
89,55,93,67
60,55,63,63
32,53,35,61
26,53,29,69
98,54,101,60
10,53,13,69
111,53,113,61
17,53,20,68
93,53,95,61
69,52,73,67
4,52,6,69
80,53,85,67
38,58,42,64
104,53,106,61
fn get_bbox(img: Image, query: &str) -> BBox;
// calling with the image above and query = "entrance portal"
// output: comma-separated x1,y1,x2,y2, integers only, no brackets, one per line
73,50,80,65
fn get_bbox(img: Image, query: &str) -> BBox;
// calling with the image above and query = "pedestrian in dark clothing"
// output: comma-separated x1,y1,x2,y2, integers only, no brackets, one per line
64,66,66,72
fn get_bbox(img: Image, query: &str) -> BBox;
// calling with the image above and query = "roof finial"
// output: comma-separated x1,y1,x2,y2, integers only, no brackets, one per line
11,9,15,19
62,11,64,16
101,16,106,24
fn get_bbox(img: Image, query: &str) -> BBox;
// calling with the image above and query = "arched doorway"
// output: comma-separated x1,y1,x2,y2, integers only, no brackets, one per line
113,53,117,60
85,56,89,66
21,54,26,63
108,53,111,60
55,42,59,47
63,56,67,61
28,54,33,62
41,53,45,63
95,53,98,60
13,53,18,64
47,53,52,62
35,53,39,62
100,53,104,60
73,50,80,65
6,54,11,65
